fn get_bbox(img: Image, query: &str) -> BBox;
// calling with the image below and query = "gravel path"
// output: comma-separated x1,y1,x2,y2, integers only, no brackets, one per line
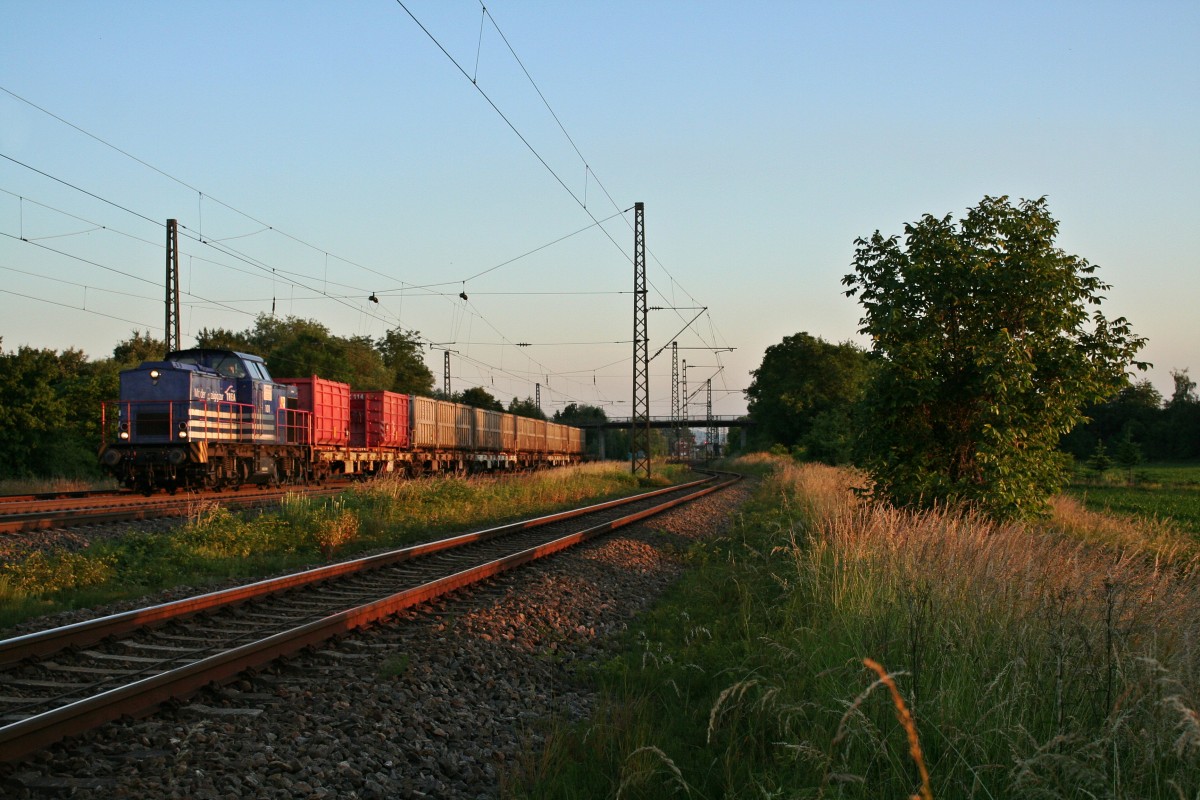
3,478,754,799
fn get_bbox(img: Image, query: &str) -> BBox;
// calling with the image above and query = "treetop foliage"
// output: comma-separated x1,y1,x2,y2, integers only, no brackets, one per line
553,403,608,426
457,387,504,411
745,332,870,464
507,396,547,421
195,315,434,395
843,195,1147,518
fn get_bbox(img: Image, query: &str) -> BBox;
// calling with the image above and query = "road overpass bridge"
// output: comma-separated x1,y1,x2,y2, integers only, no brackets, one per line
573,415,751,430
570,416,753,459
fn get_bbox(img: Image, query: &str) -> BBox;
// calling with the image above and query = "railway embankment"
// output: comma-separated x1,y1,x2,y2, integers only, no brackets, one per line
2,466,753,798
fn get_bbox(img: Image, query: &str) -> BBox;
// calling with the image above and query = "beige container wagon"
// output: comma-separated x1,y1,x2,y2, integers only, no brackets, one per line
473,407,504,451
412,397,473,449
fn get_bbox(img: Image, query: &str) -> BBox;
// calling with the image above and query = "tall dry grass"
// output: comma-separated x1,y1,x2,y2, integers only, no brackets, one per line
515,454,1200,798
769,457,1200,796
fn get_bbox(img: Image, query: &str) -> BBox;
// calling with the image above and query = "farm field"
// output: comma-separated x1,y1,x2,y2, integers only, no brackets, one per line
1067,462,1200,534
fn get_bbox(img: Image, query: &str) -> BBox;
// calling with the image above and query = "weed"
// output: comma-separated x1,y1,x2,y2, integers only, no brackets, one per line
378,653,410,679
1,548,115,594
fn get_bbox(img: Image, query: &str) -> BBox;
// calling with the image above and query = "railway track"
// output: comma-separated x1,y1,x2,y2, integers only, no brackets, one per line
0,482,350,535
0,471,739,763
0,489,127,505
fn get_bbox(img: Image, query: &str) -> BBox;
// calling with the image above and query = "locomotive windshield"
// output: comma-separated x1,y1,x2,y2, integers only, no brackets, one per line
245,360,272,381
166,350,272,380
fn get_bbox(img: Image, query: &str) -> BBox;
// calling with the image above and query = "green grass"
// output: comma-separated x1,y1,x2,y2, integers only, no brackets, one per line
510,454,1200,799
0,462,690,633
1069,485,1200,534
1068,461,1200,534
1126,462,1200,486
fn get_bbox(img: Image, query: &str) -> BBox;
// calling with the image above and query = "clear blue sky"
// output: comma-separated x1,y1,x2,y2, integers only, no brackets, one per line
2,1,1197,419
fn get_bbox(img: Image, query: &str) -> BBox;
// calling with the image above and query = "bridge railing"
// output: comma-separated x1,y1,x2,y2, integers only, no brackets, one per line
572,415,751,428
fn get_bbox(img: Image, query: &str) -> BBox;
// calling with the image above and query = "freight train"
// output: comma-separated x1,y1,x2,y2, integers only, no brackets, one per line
98,348,584,493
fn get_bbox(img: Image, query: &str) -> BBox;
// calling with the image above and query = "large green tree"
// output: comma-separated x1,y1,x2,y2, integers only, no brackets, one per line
843,196,1146,518
0,345,110,478
376,328,435,395
745,332,870,463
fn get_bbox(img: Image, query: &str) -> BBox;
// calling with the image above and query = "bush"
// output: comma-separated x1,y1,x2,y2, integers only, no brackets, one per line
1,549,116,595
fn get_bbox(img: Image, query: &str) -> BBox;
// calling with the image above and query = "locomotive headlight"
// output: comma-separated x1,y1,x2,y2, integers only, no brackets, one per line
119,430,130,440
177,422,189,440
149,369,161,383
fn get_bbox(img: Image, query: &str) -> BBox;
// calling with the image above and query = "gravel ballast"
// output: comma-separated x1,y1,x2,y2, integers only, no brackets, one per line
3,478,754,799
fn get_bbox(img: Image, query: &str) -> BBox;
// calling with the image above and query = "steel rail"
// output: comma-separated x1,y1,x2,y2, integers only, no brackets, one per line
0,471,738,762
0,489,130,505
0,486,346,535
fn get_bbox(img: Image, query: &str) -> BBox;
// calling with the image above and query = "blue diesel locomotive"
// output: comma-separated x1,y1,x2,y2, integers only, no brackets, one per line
99,349,311,493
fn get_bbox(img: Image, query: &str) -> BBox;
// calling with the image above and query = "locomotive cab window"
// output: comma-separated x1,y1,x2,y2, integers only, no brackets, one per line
167,350,249,379
213,355,247,379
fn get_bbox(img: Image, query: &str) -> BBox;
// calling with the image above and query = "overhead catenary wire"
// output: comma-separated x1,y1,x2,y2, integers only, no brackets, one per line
1,29,741,415
0,286,155,329
389,4,737,412
0,263,160,303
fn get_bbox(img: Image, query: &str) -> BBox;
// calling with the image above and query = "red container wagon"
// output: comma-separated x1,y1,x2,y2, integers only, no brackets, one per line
350,391,412,449
277,376,350,446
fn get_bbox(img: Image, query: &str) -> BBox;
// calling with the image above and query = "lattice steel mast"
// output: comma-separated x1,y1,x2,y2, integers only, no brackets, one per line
631,201,650,477
165,219,180,355
682,359,688,460
706,379,715,463
671,341,680,458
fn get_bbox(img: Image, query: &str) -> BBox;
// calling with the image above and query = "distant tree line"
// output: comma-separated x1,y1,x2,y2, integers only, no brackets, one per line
0,315,645,481
194,316,433,396
1061,371,1200,462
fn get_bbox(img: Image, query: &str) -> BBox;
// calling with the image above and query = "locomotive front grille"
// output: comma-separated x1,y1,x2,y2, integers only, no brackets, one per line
134,410,170,439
